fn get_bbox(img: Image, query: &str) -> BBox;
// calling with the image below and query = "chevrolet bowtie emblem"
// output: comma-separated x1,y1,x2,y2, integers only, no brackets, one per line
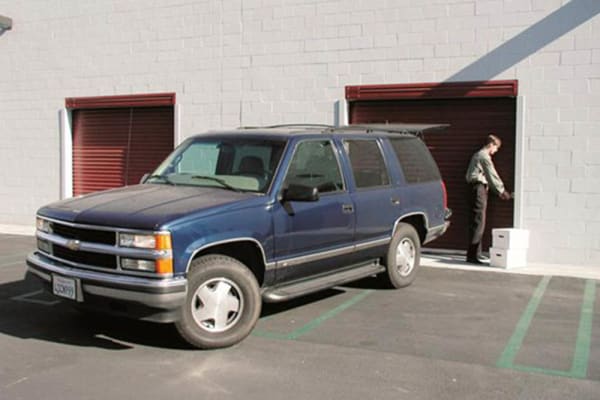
66,239,81,251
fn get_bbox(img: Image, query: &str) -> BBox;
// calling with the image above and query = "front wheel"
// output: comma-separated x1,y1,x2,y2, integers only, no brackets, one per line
175,255,261,349
381,223,421,288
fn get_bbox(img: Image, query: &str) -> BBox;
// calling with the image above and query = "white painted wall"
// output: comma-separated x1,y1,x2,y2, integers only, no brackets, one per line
0,0,598,265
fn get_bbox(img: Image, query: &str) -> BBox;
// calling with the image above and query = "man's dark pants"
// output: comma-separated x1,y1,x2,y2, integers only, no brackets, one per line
467,183,488,262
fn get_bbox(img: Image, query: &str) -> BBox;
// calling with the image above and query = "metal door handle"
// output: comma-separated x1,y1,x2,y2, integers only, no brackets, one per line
342,204,354,214
391,198,400,205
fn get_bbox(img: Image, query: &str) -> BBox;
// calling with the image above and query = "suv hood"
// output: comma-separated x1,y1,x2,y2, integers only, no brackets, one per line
38,184,258,230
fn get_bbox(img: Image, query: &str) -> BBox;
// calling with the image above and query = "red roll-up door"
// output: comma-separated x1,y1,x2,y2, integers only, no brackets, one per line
348,84,516,252
72,105,174,196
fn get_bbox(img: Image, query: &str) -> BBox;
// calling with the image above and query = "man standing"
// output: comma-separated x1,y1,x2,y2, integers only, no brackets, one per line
465,134,512,264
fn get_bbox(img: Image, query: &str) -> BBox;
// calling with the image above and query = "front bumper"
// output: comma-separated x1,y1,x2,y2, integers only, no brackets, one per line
27,252,187,322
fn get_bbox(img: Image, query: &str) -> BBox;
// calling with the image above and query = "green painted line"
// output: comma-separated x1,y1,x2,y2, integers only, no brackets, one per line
286,289,373,340
570,279,596,379
498,277,596,380
253,289,373,340
496,275,551,369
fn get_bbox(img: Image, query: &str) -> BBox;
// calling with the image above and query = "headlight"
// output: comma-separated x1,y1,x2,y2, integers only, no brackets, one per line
119,232,173,274
36,217,51,233
119,233,156,249
37,239,52,254
119,232,172,250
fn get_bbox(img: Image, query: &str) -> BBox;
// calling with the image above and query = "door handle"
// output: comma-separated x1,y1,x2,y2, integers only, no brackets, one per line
391,198,400,206
342,204,354,214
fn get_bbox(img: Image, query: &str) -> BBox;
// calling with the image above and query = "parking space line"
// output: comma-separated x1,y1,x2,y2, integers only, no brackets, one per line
571,279,595,379
497,275,551,369
253,289,373,340
497,276,597,380
286,289,373,340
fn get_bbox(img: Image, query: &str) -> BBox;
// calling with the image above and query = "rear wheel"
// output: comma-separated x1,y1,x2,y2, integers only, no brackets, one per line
175,255,261,349
381,223,421,288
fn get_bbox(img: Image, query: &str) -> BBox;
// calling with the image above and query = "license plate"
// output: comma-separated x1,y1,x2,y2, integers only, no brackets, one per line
52,275,77,300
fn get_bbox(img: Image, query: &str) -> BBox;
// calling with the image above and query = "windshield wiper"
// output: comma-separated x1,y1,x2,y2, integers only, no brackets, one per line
145,174,176,185
191,175,242,192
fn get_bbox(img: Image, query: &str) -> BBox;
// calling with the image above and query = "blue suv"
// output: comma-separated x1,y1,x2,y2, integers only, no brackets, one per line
27,124,450,348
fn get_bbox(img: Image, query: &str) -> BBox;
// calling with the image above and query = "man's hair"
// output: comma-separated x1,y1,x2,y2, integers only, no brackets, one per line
485,134,502,148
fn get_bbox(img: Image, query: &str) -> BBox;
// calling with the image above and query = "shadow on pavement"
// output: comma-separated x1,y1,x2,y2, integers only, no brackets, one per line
0,274,188,350
1,271,393,350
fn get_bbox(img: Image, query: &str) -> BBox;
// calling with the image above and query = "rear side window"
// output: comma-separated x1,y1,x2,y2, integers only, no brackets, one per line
390,137,441,183
344,139,390,189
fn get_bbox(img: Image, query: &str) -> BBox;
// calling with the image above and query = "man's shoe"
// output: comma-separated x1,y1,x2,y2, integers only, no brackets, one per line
466,257,485,265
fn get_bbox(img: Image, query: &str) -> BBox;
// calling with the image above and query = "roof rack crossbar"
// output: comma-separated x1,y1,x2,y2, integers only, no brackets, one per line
235,123,449,137
336,123,449,135
239,124,335,130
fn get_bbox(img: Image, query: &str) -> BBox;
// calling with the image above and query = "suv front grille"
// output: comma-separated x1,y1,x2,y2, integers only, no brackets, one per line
51,223,116,245
52,245,117,269
40,221,119,270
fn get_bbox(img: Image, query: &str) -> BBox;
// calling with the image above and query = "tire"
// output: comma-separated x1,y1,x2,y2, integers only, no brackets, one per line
175,254,261,349
381,223,421,288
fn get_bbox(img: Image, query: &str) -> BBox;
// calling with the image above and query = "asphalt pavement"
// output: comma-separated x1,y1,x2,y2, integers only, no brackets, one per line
0,233,598,400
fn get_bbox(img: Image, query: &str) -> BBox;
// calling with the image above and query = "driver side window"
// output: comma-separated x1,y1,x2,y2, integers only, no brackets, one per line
283,140,344,194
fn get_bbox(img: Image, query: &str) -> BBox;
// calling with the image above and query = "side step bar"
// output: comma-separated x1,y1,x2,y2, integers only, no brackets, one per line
262,260,385,303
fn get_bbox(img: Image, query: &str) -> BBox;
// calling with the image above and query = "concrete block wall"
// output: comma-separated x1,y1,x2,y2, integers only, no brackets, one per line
0,0,598,266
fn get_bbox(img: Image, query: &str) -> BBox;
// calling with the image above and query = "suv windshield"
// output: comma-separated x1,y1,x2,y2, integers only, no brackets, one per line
147,137,286,193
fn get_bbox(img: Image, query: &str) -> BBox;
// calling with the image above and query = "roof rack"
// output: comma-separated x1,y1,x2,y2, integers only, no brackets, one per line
236,123,449,138
335,123,449,135
239,124,335,130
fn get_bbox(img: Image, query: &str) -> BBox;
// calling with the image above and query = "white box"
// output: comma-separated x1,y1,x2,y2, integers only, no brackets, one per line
489,247,527,269
492,228,529,249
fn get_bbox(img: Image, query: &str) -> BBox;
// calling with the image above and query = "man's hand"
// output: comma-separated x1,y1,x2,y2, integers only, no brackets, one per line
500,191,512,200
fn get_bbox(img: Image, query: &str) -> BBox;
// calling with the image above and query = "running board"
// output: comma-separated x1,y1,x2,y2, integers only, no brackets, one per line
262,260,385,303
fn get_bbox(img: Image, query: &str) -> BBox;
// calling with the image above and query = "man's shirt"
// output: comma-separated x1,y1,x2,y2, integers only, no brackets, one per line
465,149,505,195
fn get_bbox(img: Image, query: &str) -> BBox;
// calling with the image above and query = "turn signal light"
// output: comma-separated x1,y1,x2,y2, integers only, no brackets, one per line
154,233,172,251
155,233,173,274
155,258,173,275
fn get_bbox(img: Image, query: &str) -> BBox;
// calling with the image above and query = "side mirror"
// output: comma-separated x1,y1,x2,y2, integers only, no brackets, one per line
140,173,150,184
281,184,319,202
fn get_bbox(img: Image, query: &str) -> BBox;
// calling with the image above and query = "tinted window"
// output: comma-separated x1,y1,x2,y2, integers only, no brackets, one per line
344,139,390,188
390,137,441,183
283,140,344,193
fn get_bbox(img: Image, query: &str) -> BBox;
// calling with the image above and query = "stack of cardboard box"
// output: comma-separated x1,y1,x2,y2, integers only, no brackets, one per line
490,228,529,269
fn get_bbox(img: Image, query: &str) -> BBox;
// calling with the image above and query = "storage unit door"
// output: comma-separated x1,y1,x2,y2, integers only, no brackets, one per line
350,97,515,252
72,106,174,196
